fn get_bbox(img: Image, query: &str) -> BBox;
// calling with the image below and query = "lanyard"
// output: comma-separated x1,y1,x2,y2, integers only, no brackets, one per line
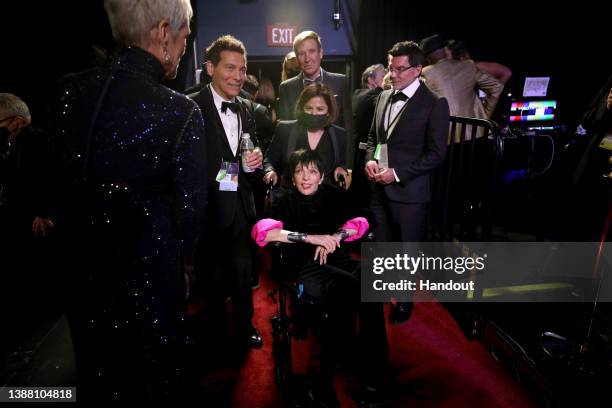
384,95,409,141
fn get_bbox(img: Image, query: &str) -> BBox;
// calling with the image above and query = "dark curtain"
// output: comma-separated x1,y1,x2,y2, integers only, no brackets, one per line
354,1,434,89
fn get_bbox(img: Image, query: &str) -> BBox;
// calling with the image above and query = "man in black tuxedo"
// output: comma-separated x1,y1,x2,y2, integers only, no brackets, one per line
189,35,264,354
365,41,449,322
277,30,355,170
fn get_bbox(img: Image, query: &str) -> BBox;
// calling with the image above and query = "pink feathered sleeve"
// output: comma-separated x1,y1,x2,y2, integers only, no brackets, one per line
251,218,284,247
341,217,369,242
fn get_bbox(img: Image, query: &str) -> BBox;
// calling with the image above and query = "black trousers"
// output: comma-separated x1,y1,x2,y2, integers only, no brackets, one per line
370,190,428,319
199,202,254,344
294,254,388,387
370,190,427,242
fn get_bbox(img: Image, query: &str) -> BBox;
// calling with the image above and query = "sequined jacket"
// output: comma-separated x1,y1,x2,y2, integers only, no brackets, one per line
52,47,207,334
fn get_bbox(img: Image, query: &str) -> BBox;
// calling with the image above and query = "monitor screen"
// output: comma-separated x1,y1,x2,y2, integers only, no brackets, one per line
509,100,557,123
523,77,550,97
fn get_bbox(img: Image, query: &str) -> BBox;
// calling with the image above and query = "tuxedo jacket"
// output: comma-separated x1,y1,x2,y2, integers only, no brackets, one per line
352,87,383,146
366,81,450,204
190,85,262,228
278,69,355,168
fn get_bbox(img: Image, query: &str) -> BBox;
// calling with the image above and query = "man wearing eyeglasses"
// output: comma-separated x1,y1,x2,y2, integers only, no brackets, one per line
364,41,449,323
1,93,55,356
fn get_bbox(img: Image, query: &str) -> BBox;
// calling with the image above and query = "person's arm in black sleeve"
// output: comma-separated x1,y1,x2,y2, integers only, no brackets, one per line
174,103,207,268
365,93,382,163
263,121,287,185
395,97,450,181
277,82,291,121
343,82,356,171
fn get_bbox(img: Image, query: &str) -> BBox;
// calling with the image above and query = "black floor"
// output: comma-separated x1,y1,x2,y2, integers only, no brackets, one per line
1,314,76,388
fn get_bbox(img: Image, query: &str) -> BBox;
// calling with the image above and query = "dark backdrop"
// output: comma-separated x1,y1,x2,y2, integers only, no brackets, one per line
1,1,607,129
354,1,609,127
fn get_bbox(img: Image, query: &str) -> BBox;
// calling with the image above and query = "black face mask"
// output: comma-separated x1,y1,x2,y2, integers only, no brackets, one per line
297,112,329,131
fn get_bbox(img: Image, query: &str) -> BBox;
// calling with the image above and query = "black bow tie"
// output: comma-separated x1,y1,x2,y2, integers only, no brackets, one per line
391,91,409,104
303,77,322,86
221,101,239,114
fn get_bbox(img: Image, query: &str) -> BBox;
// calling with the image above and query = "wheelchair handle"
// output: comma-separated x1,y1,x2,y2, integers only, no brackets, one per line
337,173,346,189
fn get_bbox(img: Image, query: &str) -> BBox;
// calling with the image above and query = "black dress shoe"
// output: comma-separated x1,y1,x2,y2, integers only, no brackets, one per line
389,302,412,324
247,326,263,349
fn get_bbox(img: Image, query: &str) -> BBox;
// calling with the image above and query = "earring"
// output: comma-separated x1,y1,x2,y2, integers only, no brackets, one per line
163,47,171,64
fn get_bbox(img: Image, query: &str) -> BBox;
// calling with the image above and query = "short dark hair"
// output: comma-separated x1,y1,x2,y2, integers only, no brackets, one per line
289,149,323,176
205,34,247,66
295,83,337,127
446,39,468,60
388,41,424,67
243,74,259,96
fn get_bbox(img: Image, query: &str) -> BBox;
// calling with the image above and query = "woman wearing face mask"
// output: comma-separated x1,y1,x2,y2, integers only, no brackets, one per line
253,149,388,406
264,83,348,189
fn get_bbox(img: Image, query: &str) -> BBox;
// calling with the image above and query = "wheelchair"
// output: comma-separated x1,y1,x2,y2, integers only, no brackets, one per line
267,238,373,406
268,241,330,405
263,177,368,404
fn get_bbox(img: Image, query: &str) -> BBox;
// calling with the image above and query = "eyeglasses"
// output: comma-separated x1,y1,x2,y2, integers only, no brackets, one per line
387,65,415,74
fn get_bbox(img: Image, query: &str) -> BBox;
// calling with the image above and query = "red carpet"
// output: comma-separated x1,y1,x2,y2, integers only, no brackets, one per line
200,253,539,407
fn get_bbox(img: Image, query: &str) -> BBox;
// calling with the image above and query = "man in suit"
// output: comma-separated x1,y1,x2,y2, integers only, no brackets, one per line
352,64,386,206
189,35,264,354
277,30,355,171
365,41,449,322
420,34,502,142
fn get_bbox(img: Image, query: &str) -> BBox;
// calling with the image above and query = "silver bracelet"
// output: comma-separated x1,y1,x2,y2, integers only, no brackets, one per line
287,232,308,243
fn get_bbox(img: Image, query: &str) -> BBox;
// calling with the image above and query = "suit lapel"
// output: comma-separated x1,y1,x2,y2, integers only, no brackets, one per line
387,83,427,141
203,85,234,156
294,73,305,100
377,90,393,143
320,68,329,87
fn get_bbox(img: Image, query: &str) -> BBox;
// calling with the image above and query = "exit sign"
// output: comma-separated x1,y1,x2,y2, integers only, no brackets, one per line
267,24,297,47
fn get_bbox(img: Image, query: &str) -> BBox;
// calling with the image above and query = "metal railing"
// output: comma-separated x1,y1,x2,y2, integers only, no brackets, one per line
430,116,504,242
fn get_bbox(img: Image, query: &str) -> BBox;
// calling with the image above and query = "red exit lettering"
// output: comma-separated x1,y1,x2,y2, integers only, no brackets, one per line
267,25,297,47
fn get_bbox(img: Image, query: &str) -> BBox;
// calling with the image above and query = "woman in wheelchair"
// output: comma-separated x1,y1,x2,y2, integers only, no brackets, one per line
263,83,349,190
252,149,389,406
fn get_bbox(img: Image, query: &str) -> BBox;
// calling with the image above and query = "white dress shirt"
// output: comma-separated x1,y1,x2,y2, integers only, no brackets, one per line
383,79,421,182
210,84,240,155
384,78,421,132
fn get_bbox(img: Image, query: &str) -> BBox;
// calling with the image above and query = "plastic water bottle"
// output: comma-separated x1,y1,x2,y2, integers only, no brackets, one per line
241,133,255,173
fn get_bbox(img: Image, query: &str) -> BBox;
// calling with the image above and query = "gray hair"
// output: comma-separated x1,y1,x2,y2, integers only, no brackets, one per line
0,93,31,125
104,0,193,47
361,63,384,88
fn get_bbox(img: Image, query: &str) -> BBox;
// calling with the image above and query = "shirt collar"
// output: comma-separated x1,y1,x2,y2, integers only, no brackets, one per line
209,84,236,113
397,78,421,99
302,67,323,83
